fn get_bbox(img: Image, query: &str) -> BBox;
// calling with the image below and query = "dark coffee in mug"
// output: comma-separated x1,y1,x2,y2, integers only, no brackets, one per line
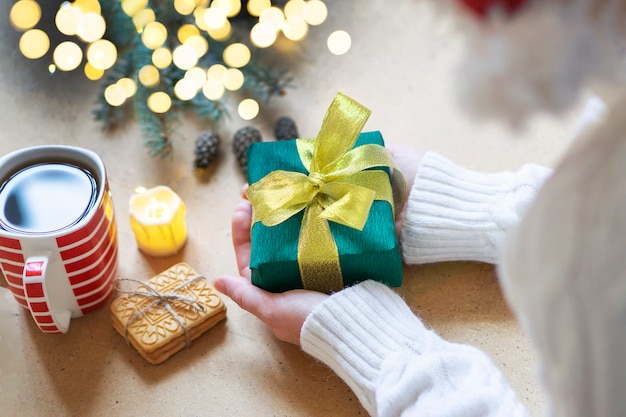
0,162,97,233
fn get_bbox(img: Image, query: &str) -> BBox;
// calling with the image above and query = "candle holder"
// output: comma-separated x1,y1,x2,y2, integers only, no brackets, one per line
129,185,187,257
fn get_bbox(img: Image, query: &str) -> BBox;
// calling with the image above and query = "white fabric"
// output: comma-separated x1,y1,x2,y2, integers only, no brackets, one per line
400,152,550,265
301,281,529,417
499,98,626,417
301,98,626,416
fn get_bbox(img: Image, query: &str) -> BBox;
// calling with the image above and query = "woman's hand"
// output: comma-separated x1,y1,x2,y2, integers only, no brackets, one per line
213,198,328,346
387,144,422,237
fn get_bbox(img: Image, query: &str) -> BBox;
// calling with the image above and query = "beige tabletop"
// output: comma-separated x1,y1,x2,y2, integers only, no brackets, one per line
0,2,578,416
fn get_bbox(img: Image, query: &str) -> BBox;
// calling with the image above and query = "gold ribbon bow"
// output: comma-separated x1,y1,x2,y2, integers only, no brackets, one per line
246,92,406,293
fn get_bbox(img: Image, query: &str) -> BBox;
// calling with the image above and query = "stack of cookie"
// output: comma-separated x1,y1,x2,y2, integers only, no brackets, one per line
110,262,227,364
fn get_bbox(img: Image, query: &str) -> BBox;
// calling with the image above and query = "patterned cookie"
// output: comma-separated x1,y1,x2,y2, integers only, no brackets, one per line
110,263,226,364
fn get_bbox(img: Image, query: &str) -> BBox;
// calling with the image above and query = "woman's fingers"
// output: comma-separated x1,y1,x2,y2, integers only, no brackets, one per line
231,201,253,278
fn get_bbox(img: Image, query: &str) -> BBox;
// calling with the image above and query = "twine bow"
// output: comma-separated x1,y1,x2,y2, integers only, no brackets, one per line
116,276,206,347
246,92,406,292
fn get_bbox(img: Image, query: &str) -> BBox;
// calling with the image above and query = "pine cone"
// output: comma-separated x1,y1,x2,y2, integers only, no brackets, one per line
194,130,221,168
232,126,262,172
274,116,299,141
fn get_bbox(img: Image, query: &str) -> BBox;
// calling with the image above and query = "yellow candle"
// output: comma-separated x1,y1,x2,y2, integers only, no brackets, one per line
129,185,187,256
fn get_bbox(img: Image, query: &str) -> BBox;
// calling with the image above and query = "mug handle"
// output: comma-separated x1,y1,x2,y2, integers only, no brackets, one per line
22,254,71,334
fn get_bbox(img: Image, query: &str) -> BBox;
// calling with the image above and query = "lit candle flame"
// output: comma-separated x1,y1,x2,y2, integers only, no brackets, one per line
145,197,169,219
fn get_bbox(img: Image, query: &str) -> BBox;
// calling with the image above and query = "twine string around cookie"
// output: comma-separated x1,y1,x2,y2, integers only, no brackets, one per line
116,275,206,347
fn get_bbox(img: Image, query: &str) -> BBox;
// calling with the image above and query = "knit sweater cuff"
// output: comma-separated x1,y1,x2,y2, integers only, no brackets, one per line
300,280,436,415
400,152,551,264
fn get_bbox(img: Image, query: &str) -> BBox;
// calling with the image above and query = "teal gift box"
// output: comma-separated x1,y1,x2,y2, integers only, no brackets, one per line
246,130,403,293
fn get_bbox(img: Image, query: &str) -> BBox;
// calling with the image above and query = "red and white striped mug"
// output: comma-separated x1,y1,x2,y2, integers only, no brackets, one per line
0,145,118,334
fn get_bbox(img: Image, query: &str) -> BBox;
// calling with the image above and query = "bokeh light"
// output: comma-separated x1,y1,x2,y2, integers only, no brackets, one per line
174,0,196,15
281,16,308,41
132,8,155,31
117,77,137,98
121,0,149,17
84,62,104,80
222,68,244,91
251,22,277,48
184,35,209,58
152,47,172,69
204,8,227,29
206,20,231,41
87,39,117,70
177,24,200,43
53,41,83,71
247,0,271,17
207,64,227,80
214,0,242,17
104,84,126,106
10,0,42,30
303,0,328,25
202,78,225,100
172,44,198,70
223,43,250,68
147,92,172,113
55,3,82,36
19,29,49,59
260,7,284,28
238,98,259,120
142,21,167,49
185,67,207,88
138,65,160,87
284,0,306,18
174,78,198,101
327,30,351,55
75,0,101,14
193,8,208,30
77,12,106,42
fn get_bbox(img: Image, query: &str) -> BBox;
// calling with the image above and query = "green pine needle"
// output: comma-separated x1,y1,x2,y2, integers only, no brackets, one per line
94,1,297,157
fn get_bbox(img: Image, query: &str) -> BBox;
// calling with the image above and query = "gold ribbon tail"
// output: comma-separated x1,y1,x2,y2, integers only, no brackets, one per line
297,203,343,292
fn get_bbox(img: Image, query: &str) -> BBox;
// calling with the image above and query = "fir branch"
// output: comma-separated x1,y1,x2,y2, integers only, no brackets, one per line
241,62,295,103
132,38,181,158
190,94,230,124
135,93,182,158
92,54,134,131
91,1,298,158
99,0,136,50
143,114,182,158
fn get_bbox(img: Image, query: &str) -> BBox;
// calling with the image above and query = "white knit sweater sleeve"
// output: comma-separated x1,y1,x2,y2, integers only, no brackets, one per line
301,280,529,417
401,152,552,264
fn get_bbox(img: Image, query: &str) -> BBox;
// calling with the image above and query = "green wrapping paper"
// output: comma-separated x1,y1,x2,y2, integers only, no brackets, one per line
246,131,403,293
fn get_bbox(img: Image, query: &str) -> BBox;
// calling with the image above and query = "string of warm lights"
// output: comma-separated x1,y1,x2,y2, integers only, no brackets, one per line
9,0,351,156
